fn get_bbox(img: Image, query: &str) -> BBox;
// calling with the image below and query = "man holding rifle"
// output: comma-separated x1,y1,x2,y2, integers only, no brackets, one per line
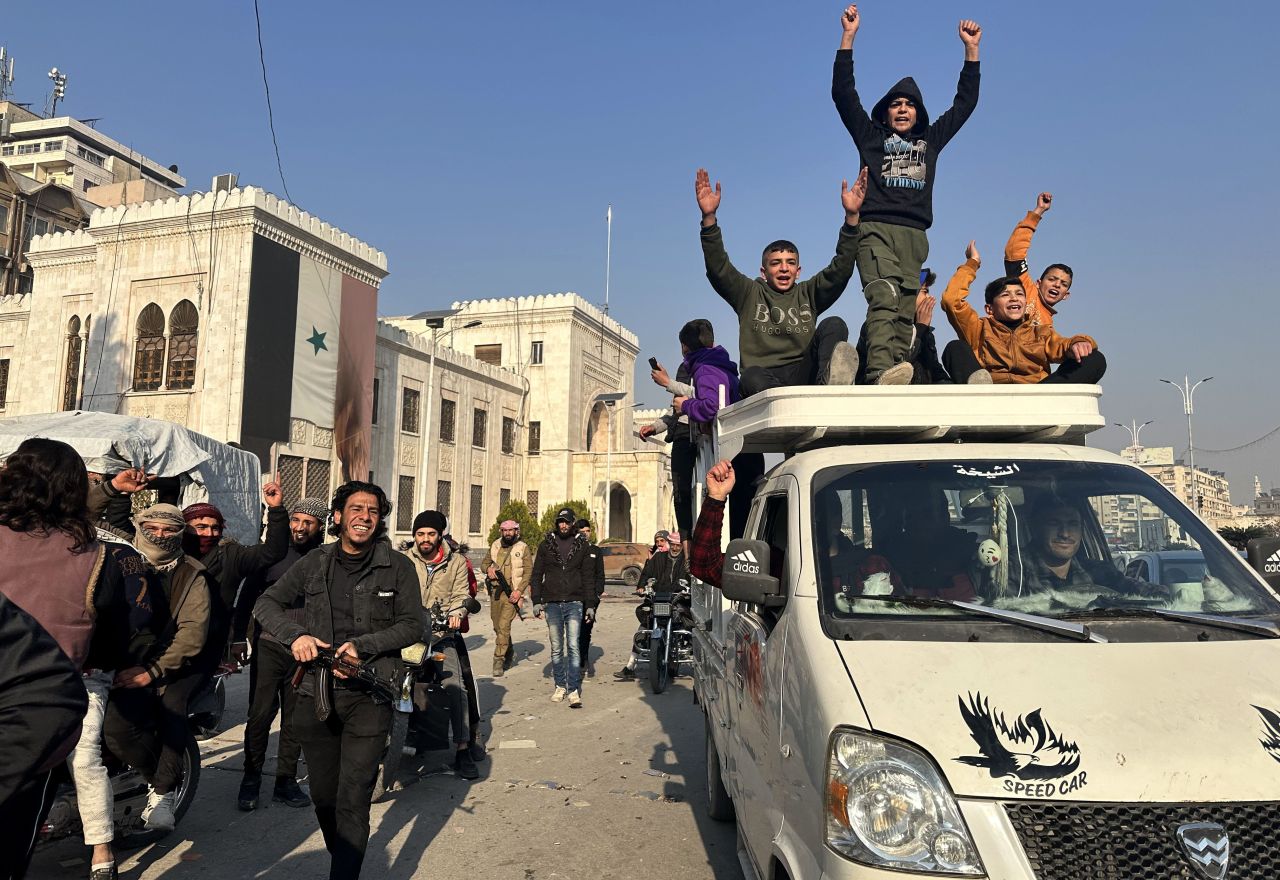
482,519,529,678
253,481,422,880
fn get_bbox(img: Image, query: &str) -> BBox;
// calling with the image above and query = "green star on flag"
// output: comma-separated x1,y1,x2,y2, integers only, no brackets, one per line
306,326,328,354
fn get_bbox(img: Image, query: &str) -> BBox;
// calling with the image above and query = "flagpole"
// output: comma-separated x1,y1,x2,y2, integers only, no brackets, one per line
604,204,612,317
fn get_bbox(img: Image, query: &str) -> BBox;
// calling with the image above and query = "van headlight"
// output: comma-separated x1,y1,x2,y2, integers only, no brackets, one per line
826,729,983,875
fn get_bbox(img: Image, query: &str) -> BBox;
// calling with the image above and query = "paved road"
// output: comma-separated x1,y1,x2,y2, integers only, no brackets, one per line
30,594,742,880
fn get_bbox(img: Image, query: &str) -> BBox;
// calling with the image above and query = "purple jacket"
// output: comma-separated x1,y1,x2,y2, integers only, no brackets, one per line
682,345,741,424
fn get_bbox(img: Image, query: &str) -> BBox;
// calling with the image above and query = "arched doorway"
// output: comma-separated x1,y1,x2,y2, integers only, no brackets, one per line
608,483,632,541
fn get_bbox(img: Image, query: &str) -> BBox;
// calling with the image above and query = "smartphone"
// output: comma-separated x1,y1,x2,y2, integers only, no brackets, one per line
648,357,660,370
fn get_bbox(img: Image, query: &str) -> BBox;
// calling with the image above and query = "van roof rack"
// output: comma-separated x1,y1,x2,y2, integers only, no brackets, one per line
713,385,1104,460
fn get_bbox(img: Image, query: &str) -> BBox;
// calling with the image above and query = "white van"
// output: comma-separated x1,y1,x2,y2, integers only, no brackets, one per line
691,385,1280,880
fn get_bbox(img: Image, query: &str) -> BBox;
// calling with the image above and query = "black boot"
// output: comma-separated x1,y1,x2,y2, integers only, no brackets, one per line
454,749,480,780
237,773,261,811
272,777,311,808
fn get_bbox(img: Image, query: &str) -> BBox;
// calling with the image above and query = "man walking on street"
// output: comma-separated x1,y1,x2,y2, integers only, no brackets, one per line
529,508,595,708
576,519,605,679
254,482,423,880
232,497,328,812
482,519,529,678
401,510,480,779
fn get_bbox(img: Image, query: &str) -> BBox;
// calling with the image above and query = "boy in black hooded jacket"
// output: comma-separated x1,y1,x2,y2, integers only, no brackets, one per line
832,4,981,384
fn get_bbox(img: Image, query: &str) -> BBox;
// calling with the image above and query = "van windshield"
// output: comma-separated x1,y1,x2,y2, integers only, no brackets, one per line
811,460,1279,621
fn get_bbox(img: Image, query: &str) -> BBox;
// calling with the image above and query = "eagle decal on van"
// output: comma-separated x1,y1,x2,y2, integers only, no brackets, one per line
955,693,1085,794
1252,704,1280,764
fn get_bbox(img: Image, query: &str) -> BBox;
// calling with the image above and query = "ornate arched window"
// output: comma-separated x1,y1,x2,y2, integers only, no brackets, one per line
62,315,82,410
166,299,198,390
133,303,165,391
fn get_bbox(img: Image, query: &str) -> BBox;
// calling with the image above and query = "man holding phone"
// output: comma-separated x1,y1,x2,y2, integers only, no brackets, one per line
641,356,697,536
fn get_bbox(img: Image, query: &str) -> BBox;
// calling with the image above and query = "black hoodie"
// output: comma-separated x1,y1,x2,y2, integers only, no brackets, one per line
831,52,980,230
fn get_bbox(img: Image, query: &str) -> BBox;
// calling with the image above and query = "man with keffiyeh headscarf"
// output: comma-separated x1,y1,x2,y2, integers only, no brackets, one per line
101,502,212,834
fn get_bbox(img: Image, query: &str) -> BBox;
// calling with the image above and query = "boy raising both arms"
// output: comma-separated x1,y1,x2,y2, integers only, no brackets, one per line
1004,191,1074,328
832,4,982,384
939,241,1107,385
697,167,868,396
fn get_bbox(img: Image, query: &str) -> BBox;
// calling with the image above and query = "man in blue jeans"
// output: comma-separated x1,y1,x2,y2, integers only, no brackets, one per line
529,507,595,709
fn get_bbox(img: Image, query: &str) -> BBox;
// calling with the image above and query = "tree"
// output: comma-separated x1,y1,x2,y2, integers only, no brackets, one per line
485,500,541,550
536,499,596,540
1218,523,1280,550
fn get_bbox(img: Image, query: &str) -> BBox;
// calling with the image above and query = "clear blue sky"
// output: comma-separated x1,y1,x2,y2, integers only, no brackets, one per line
10,1,1279,501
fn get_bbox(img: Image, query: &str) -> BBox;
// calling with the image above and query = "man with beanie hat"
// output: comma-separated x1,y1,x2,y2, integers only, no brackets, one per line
402,509,480,779
833,5,982,385
574,519,605,679
180,482,289,677
232,497,328,812
254,481,422,880
482,519,529,677
102,502,212,833
529,507,595,708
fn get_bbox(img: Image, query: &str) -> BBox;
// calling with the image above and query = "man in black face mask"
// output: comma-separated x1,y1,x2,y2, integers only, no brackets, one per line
232,497,329,812
180,484,289,680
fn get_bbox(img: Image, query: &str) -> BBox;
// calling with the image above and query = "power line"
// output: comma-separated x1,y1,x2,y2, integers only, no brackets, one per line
253,0,293,203
1194,424,1280,455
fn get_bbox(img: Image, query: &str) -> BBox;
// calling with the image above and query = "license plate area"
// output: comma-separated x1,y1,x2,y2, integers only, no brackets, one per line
652,602,672,617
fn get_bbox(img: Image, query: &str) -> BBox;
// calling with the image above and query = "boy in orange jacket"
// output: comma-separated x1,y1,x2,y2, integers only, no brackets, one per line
939,241,1106,385
1003,192,1074,328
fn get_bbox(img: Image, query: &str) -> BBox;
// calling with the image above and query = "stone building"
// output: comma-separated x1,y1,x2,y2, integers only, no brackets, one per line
7,183,674,546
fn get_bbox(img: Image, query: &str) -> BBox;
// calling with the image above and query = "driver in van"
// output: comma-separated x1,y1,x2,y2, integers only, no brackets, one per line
1012,497,1171,600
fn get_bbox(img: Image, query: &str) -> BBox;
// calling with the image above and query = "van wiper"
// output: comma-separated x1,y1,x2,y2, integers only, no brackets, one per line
847,594,1105,643
1073,605,1280,639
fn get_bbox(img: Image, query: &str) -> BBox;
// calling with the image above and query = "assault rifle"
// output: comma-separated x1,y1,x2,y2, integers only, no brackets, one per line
293,646,398,719
488,568,528,620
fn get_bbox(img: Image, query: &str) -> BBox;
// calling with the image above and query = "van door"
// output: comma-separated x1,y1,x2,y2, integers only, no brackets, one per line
727,484,794,855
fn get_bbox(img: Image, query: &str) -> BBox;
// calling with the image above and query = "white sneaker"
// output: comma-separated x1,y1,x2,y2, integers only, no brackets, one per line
142,788,177,831
967,369,993,385
551,686,566,703
874,363,914,386
568,690,582,708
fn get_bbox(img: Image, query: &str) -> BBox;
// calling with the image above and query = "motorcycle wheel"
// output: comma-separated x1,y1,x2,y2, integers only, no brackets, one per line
706,715,734,822
373,712,410,802
649,635,669,694
190,676,226,741
119,734,201,847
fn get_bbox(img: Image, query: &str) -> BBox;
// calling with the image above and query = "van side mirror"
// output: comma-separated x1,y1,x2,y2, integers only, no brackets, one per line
721,539,783,606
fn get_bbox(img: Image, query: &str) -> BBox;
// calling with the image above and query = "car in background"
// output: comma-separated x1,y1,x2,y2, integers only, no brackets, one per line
598,542,650,587
1123,550,1207,586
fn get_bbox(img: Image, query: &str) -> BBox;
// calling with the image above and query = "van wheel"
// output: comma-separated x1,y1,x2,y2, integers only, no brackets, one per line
705,716,734,822
622,567,641,587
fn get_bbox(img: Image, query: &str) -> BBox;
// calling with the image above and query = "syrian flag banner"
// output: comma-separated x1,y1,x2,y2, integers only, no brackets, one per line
240,234,376,480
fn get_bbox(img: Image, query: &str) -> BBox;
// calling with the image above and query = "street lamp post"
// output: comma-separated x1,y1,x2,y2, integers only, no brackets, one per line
593,391,627,540
1114,420,1153,548
1159,375,1213,511
411,308,481,516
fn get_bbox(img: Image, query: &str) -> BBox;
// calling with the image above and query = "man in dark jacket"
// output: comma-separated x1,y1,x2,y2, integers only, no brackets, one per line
253,481,422,880
529,508,595,708
0,593,87,880
232,497,328,812
832,4,982,384
574,520,606,679
615,531,691,681
639,361,696,536
181,485,289,672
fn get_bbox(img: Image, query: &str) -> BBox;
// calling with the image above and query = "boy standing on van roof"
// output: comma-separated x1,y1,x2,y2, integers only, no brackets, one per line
1003,192,1074,329
939,242,1107,385
832,4,982,385
696,166,867,396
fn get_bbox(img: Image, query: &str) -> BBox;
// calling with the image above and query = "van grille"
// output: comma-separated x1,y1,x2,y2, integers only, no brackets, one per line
1003,800,1280,879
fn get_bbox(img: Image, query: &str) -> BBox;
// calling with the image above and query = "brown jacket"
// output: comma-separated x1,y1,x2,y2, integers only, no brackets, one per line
402,544,473,618
941,259,1097,384
482,538,530,596
145,558,211,685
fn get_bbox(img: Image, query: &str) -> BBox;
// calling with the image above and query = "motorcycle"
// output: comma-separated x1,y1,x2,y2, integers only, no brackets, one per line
39,661,239,847
632,578,694,694
374,595,483,800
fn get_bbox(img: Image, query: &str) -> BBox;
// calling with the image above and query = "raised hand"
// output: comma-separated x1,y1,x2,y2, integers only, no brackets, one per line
650,362,671,388
262,481,284,507
959,19,982,59
915,292,937,326
111,467,156,494
841,5,860,37
1034,192,1053,216
841,166,870,221
965,240,981,266
695,168,722,223
706,459,737,502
